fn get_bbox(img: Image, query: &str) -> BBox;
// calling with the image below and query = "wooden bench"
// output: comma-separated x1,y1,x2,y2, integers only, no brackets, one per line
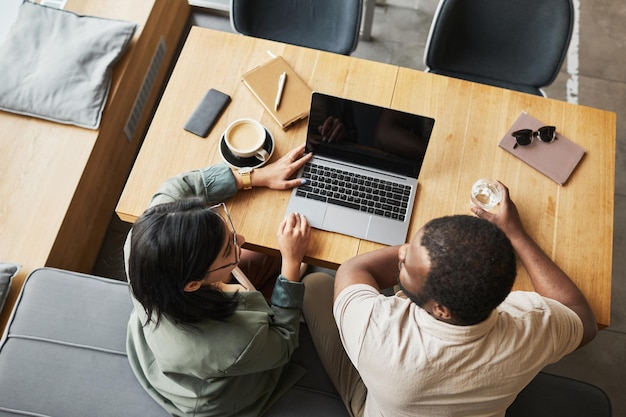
0,0,190,335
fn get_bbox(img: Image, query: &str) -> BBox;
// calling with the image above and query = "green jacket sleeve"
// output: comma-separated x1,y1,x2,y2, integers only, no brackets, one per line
223,276,304,375
148,163,237,208
124,163,238,274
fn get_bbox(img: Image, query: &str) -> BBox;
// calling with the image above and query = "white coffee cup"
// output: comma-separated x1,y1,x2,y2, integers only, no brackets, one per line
224,118,269,161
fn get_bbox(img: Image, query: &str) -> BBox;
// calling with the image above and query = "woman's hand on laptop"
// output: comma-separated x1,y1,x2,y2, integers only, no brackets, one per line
252,143,312,190
277,212,311,282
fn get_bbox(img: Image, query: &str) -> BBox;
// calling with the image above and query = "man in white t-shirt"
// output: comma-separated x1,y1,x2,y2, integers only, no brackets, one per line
300,181,597,417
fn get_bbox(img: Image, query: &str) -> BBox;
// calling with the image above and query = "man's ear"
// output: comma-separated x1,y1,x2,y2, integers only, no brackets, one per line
431,302,453,321
183,280,202,293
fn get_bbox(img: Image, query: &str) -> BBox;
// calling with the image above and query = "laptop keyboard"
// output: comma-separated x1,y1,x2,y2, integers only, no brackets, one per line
296,162,411,221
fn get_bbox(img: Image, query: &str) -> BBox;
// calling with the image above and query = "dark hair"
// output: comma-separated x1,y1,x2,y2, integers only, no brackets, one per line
420,215,517,325
128,197,239,326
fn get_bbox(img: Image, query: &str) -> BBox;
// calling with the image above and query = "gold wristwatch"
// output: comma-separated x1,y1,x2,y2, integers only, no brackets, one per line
238,167,253,190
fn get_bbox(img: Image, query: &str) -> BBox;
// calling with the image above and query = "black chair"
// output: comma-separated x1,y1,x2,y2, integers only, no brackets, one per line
229,0,363,55
423,0,574,96
506,372,612,417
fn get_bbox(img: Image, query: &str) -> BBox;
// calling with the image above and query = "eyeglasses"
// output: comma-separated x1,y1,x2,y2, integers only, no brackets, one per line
206,202,240,273
512,126,557,149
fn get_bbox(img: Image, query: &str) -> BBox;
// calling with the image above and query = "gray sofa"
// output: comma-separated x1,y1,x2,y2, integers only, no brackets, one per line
0,268,611,417
0,268,348,417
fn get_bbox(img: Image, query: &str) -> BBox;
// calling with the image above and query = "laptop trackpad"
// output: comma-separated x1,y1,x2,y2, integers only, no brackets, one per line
322,206,369,239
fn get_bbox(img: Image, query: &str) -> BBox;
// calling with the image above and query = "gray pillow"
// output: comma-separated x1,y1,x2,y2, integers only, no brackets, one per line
0,1,137,129
0,263,20,314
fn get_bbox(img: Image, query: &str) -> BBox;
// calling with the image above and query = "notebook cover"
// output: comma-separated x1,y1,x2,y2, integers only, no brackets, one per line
241,56,312,130
498,112,586,185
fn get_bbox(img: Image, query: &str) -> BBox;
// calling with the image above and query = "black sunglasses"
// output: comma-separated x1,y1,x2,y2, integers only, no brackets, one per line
512,126,557,149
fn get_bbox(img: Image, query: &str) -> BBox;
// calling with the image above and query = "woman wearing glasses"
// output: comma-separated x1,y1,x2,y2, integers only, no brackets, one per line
125,144,315,417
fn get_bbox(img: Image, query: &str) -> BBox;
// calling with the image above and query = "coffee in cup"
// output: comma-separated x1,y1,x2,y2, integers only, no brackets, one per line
224,118,269,161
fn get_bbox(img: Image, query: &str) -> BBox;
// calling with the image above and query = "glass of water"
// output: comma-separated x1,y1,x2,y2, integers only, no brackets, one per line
470,179,503,211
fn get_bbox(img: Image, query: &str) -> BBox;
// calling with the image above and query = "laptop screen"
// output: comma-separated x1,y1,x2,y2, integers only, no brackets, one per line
306,92,435,178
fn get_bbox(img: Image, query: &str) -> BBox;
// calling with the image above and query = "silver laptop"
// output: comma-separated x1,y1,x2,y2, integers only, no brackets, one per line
286,92,435,246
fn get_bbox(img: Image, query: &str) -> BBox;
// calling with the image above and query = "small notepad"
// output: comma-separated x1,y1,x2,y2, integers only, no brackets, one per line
241,56,312,130
498,112,586,185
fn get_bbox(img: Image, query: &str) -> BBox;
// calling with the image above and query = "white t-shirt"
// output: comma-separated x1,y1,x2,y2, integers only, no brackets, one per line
334,285,583,417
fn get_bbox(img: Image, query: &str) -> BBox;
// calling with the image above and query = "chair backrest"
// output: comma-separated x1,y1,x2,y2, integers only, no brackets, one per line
424,0,573,91
506,372,612,417
230,0,362,55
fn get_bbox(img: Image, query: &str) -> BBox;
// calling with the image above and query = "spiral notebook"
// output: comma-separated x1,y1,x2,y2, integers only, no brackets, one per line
241,56,312,130
498,112,586,185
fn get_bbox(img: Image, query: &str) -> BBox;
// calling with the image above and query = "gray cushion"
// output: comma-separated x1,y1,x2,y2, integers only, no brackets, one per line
265,322,349,416
0,1,136,129
506,372,612,417
0,263,19,314
0,268,170,417
0,268,349,416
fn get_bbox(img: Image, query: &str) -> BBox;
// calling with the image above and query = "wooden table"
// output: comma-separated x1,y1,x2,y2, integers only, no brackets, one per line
117,27,615,328
0,0,190,334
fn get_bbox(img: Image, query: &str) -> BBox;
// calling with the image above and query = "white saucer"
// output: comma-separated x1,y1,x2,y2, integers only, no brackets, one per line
219,128,275,169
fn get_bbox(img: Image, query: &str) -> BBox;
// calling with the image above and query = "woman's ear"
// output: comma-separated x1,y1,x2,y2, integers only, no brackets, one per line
183,280,202,293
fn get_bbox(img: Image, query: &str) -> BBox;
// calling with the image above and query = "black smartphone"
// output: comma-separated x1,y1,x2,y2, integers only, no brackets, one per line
184,88,231,137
